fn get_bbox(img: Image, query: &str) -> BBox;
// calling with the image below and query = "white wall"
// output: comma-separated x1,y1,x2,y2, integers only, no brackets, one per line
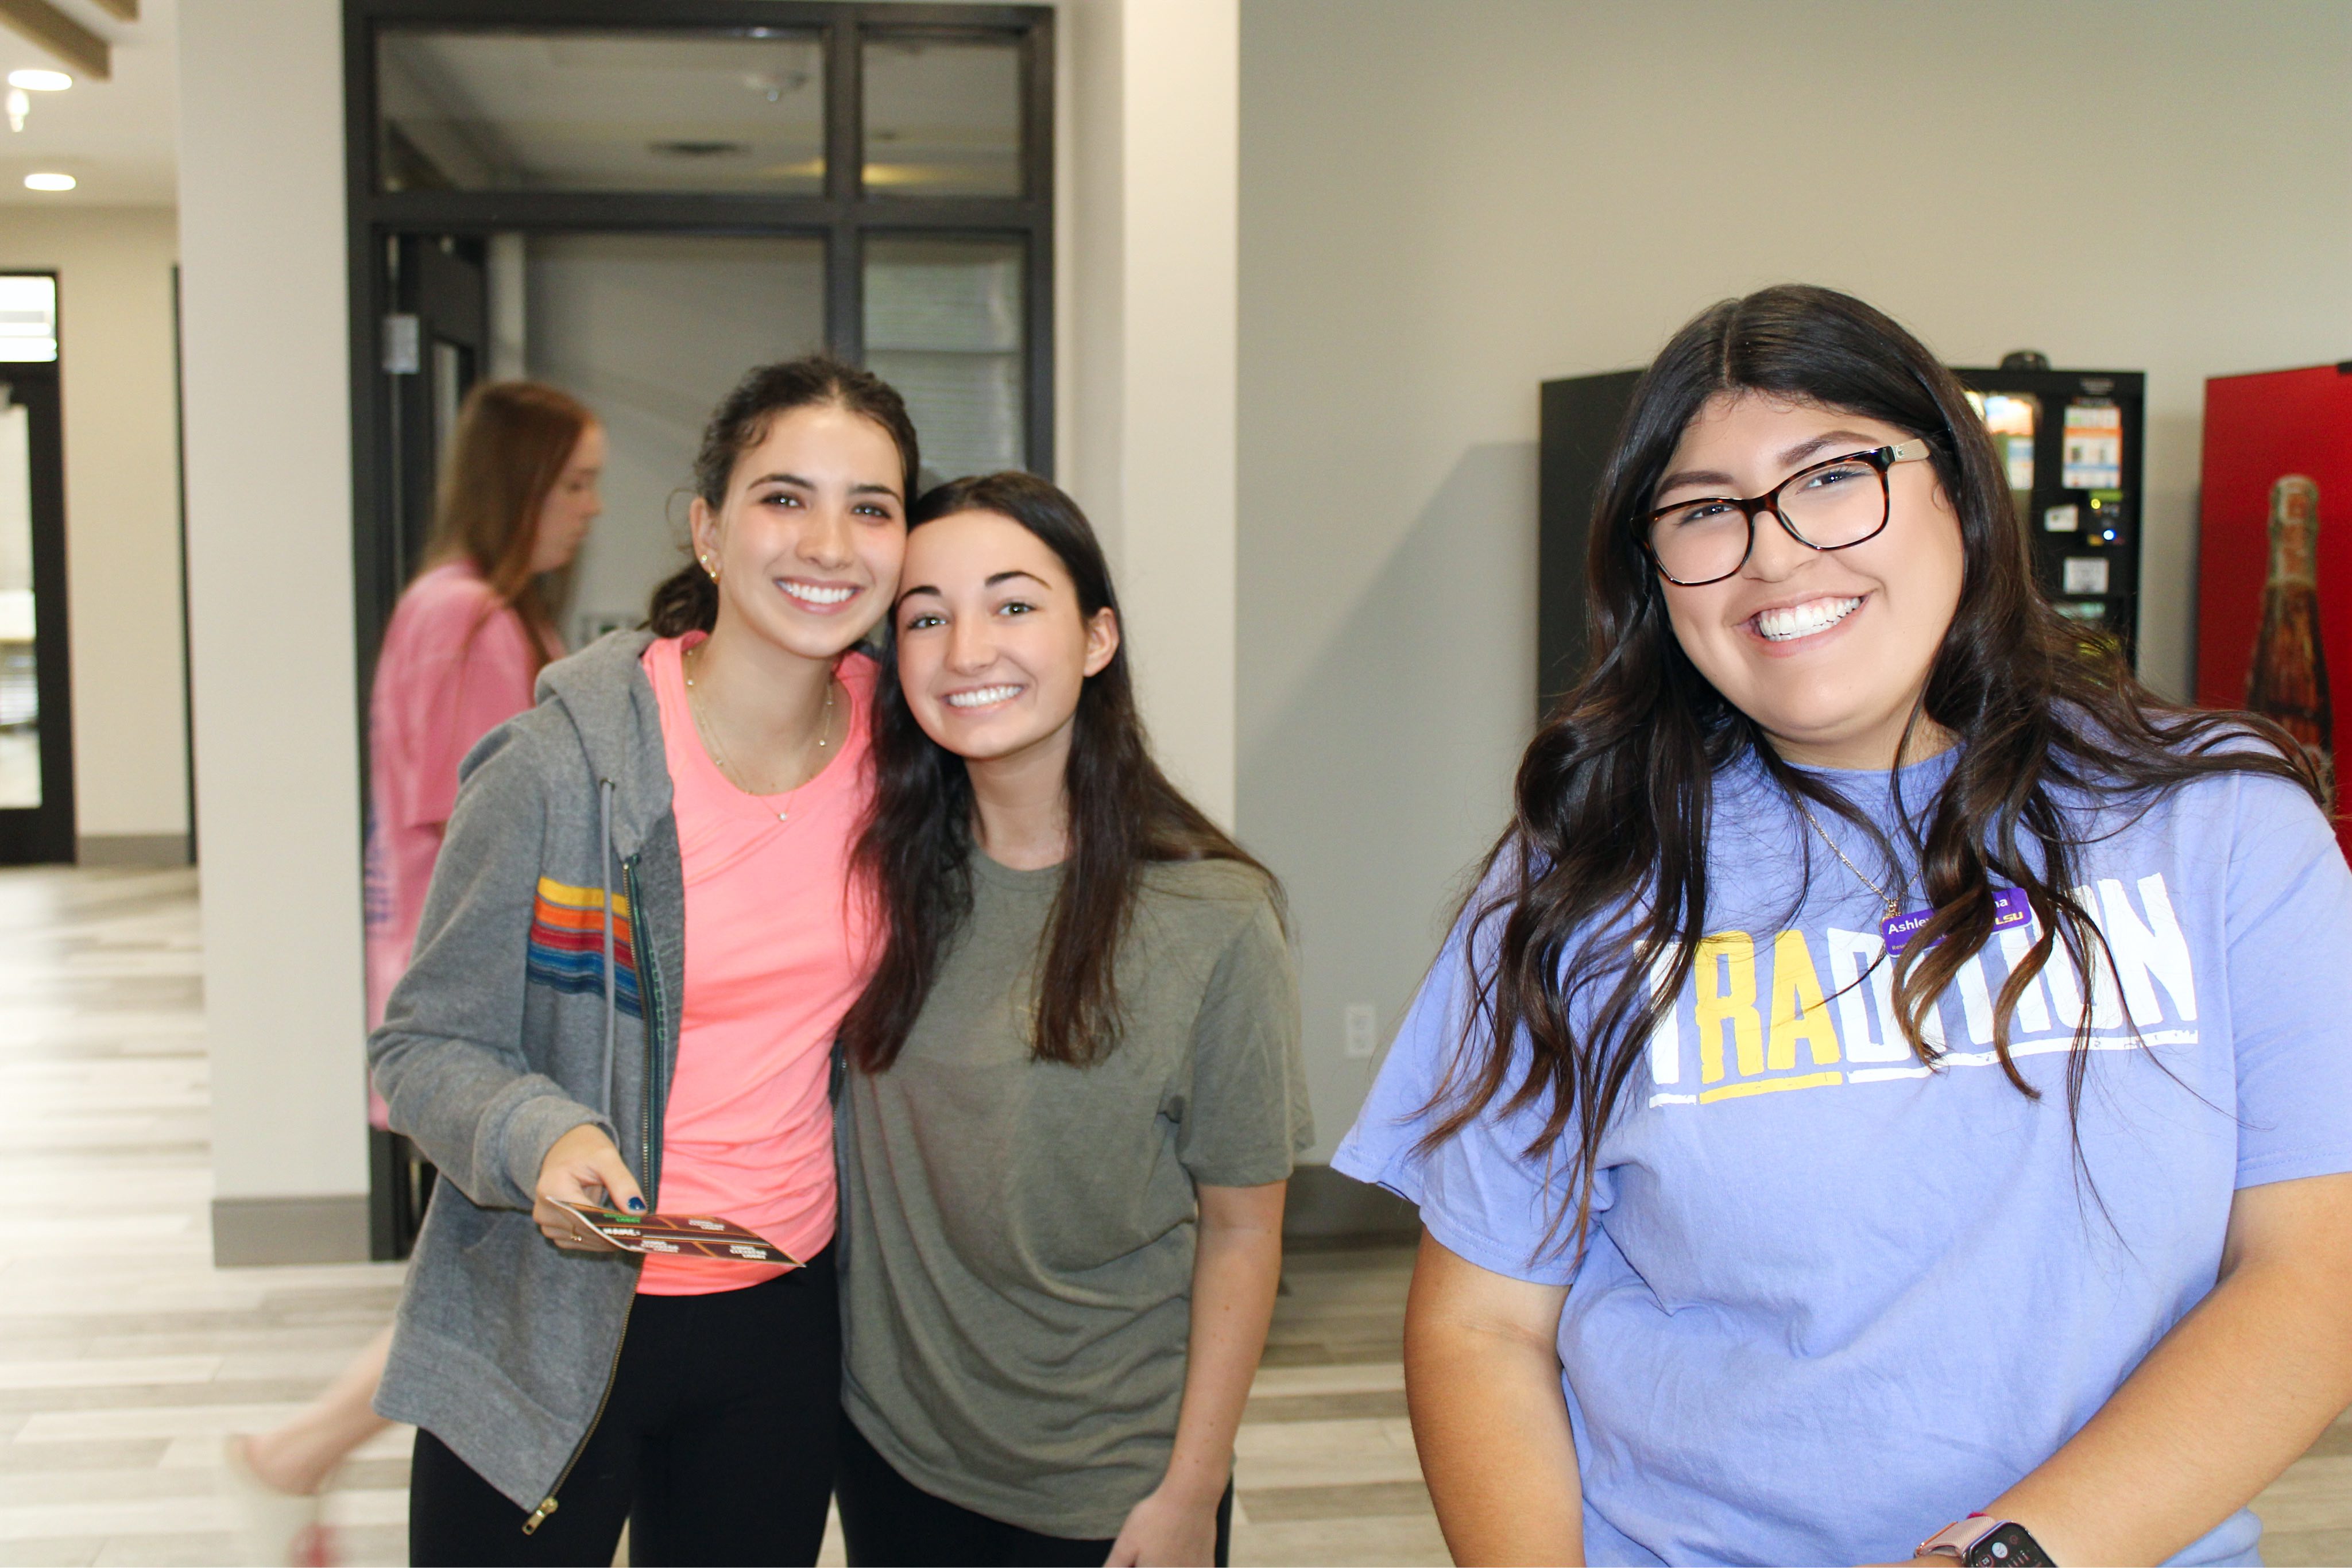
0,206,187,845
1237,0,2352,1157
1062,0,1240,826
178,2,367,1229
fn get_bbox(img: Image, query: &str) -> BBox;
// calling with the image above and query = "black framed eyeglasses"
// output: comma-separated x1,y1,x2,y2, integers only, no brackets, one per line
1641,439,1933,587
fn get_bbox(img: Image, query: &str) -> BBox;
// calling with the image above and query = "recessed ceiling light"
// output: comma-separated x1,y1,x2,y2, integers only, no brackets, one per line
24,172,75,191
7,70,71,92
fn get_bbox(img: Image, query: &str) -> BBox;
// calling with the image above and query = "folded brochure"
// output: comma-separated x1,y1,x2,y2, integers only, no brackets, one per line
550,1199,799,1265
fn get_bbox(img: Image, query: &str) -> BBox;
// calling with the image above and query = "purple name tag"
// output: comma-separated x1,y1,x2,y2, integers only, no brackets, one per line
1880,886,2030,955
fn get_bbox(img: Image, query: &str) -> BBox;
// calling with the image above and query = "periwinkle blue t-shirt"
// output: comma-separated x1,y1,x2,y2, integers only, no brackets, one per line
1335,748,2352,1567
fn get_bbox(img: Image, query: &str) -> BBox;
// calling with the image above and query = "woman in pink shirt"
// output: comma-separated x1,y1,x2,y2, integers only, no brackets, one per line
227,381,602,1565
366,381,605,1036
370,356,918,1566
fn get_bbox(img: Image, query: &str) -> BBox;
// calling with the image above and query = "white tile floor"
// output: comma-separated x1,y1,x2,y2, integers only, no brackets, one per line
0,868,419,1566
1,864,2344,1567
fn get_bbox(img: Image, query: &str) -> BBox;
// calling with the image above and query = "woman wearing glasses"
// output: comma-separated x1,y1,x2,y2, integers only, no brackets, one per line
1338,285,2352,1566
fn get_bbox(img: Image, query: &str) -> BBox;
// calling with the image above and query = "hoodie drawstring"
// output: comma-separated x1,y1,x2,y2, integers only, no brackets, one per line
598,779,618,1118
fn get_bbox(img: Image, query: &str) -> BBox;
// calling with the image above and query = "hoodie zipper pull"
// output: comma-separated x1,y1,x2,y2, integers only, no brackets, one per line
522,1496,559,1535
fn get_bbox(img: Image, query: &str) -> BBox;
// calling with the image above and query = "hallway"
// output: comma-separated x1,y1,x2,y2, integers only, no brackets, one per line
0,867,1445,1566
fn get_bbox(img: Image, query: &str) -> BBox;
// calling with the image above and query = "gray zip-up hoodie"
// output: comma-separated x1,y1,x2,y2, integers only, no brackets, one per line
369,629,683,1524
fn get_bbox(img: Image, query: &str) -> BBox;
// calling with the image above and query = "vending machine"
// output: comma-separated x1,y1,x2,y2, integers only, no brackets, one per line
1951,361,2145,662
2194,361,2352,859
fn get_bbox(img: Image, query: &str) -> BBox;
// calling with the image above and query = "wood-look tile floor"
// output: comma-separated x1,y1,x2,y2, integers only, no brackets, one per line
0,865,2343,1567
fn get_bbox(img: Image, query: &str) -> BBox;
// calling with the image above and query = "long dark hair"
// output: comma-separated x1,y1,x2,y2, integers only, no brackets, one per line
423,380,594,672
839,470,1276,1071
1436,284,2326,1254
645,355,920,636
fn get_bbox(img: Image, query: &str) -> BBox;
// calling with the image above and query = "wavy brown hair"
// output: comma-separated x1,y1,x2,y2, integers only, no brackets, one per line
1433,284,2327,1256
423,380,595,671
645,355,920,636
839,471,1277,1071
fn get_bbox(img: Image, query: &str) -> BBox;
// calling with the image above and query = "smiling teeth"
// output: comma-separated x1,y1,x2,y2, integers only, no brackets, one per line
782,582,855,605
947,685,1021,709
1754,597,1862,641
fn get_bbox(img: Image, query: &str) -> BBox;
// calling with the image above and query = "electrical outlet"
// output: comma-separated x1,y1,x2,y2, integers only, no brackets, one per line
1343,1002,1378,1059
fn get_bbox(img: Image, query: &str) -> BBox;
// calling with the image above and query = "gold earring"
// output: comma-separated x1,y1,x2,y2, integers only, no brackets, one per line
702,555,719,581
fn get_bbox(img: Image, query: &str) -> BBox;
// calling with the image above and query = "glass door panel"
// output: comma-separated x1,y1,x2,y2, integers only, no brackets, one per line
0,395,37,808
381,237,487,614
521,232,827,642
865,237,1025,479
862,37,1022,196
0,273,58,362
377,28,826,194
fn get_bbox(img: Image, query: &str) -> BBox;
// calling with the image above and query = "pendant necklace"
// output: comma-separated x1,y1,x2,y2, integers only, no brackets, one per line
683,643,835,824
1797,802,1929,957
1794,803,1901,923
1796,802,2032,955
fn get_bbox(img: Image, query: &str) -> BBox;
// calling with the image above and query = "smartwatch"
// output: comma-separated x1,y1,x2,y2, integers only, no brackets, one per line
1916,1517,2057,1567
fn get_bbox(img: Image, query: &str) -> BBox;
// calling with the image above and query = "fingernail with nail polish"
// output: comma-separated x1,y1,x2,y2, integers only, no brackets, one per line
627,1198,645,1212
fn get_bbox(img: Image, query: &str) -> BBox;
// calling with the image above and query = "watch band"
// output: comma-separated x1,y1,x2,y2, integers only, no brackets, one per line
1916,1517,2057,1567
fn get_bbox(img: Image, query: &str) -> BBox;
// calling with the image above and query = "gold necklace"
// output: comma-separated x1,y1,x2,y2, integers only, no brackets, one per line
1795,803,1901,920
683,643,837,824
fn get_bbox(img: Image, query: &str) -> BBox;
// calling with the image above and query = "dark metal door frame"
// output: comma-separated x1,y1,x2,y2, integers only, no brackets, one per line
384,234,489,598
344,0,1054,1259
369,235,488,1263
344,0,1056,703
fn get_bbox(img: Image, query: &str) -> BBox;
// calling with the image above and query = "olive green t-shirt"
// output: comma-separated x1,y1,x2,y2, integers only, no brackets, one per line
838,853,1310,1539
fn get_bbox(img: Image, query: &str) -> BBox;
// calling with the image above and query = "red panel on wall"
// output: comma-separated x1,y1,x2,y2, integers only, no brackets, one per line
2196,362,2352,857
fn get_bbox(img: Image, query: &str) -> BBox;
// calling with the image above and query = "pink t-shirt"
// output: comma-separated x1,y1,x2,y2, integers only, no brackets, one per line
637,633,879,1294
364,564,556,1115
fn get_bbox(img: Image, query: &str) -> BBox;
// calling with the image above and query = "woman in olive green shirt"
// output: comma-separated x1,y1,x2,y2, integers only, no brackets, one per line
834,471,1311,1568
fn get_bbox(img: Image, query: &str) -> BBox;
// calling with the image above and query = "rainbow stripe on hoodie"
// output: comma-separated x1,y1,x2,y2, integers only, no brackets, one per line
525,876,643,1019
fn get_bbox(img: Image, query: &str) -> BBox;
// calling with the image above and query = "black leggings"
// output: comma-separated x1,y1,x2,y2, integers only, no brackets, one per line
408,1247,839,1567
835,1414,1233,1567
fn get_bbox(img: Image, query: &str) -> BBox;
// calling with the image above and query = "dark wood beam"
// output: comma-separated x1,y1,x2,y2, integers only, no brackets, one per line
0,0,109,82
86,0,137,22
